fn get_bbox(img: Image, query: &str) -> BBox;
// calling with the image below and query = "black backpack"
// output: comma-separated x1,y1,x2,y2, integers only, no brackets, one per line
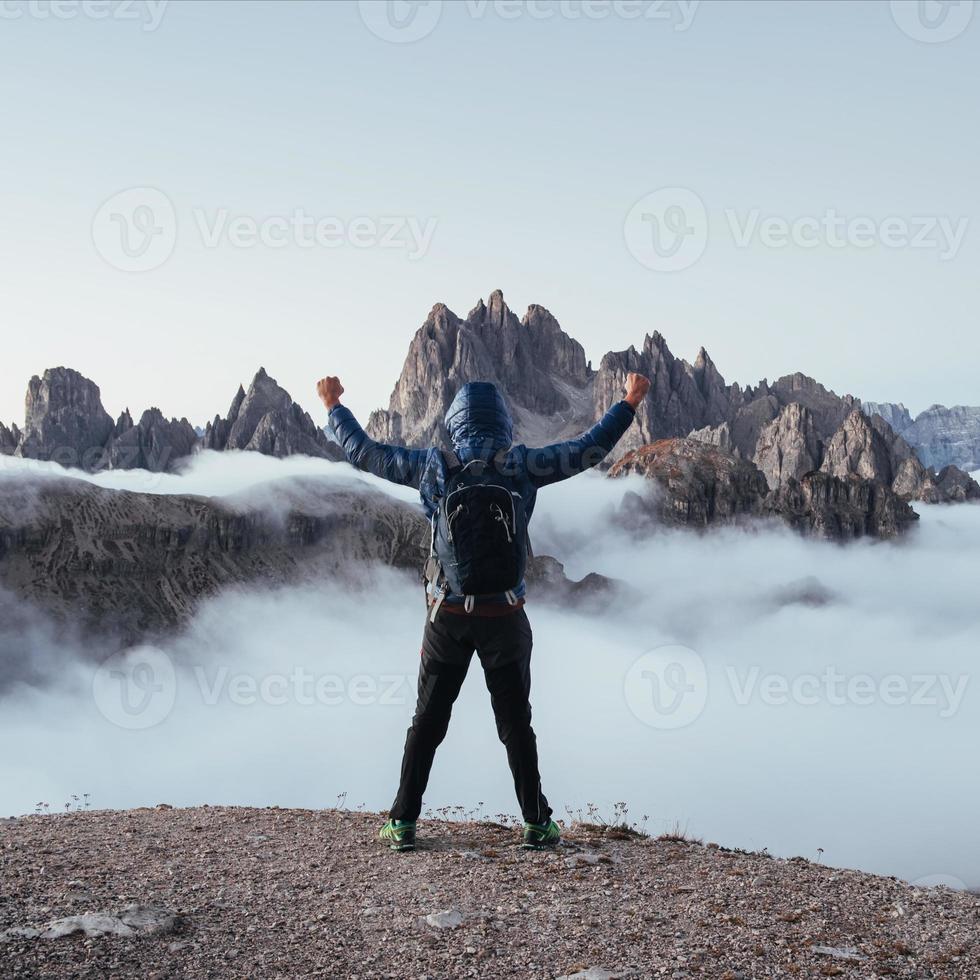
424,449,529,614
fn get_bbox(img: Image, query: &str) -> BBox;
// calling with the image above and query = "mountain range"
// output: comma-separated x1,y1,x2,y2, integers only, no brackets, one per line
862,401,980,473
4,291,980,643
1,291,978,547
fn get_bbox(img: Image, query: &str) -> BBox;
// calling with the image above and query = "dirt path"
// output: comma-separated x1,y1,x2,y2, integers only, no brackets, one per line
1,806,977,978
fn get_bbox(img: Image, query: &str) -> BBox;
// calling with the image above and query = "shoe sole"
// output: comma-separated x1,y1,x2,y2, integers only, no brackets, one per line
385,840,416,852
521,840,559,850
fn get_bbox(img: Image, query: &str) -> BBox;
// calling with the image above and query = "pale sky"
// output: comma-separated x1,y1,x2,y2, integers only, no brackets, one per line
1,0,977,430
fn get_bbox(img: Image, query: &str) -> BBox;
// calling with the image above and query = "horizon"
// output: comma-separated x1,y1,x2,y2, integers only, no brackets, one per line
2,1,978,427
0,288,970,433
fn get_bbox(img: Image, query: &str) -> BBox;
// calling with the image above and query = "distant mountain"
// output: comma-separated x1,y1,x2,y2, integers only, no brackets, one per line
367,290,860,465
862,401,980,472
862,401,913,433
5,294,978,505
9,367,196,473
0,474,426,639
367,290,594,449
608,437,918,540
0,474,610,645
1,366,342,473
902,405,980,472
821,410,979,504
203,367,344,462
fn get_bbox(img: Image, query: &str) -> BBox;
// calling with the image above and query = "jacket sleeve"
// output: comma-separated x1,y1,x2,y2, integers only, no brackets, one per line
328,405,428,489
525,401,636,488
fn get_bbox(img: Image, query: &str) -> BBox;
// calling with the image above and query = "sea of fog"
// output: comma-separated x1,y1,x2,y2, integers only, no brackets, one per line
1,452,978,890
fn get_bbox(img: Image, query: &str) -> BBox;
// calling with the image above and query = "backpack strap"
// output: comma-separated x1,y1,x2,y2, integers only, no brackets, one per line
442,449,462,472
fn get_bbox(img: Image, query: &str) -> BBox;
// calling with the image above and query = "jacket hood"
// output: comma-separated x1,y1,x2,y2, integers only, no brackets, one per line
444,382,513,451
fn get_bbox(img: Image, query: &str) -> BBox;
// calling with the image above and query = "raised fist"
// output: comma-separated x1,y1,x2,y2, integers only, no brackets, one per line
624,372,651,410
316,375,344,410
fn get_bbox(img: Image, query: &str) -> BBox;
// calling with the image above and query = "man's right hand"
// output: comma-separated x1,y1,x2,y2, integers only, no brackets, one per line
316,375,344,410
624,372,651,410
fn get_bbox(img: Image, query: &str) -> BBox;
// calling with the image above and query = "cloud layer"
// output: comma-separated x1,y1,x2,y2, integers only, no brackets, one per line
1,455,978,890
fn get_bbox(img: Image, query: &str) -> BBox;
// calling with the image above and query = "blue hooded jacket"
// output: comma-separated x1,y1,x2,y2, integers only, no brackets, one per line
328,382,635,603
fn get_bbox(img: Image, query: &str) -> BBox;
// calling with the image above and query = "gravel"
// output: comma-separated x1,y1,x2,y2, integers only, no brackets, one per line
1,806,977,978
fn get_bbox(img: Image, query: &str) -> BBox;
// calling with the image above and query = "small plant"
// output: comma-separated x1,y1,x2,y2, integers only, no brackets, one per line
335,792,348,811
33,794,92,817
569,801,650,840
657,819,702,844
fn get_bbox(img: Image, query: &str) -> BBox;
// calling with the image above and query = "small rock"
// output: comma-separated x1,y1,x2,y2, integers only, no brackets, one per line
555,969,621,980
0,927,42,942
813,945,867,962
8,905,181,941
119,906,179,936
564,852,601,869
425,909,464,929
42,913,136,939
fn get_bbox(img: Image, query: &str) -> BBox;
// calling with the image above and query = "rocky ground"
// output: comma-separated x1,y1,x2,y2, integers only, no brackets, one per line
1,807,977,979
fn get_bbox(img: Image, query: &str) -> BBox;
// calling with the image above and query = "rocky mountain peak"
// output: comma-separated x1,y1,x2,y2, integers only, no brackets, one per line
819,409,980,503
115,408,134,436
820,409,898,485
366,291,596,449
15,366,115,470
203,368,342,461
106,407,199,473
595,332,734,456
0,421,20,455
469,288,512,330
862,401,913,434
607,436,916,539
753,402,821,489
899,403,980,472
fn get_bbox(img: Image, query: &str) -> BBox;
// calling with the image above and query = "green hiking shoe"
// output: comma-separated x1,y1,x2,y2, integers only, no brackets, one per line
522,818,561,850
379,818,416,852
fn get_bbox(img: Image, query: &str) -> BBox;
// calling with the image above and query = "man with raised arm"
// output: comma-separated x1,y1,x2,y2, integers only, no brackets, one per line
317,371,650,851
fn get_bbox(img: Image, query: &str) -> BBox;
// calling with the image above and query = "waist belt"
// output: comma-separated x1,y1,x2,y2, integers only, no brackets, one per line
428,597,526,618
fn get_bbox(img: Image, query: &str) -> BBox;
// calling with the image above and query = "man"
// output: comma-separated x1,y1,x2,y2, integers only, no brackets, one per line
317,371,650,850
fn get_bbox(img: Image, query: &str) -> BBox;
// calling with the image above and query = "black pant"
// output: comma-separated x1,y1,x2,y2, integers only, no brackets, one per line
390,608,551,825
